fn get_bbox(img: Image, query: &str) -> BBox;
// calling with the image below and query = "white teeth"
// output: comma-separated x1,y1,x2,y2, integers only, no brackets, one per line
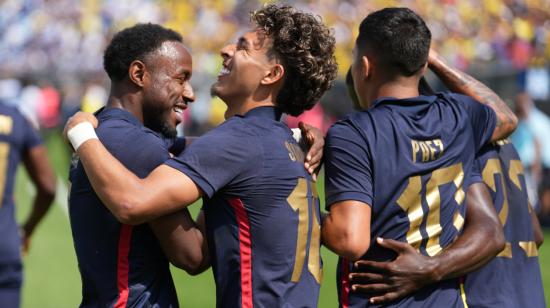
173,107,183,114
219,67,230,76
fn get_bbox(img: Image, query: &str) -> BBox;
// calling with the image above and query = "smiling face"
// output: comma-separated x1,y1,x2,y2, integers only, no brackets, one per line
142,41,194,137
211,29,276,117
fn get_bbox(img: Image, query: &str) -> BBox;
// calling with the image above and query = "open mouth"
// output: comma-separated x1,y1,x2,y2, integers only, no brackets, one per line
173,103,187,114
218,66,230,77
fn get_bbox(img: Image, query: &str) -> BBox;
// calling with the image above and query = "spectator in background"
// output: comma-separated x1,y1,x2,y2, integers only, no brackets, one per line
511,92,550,224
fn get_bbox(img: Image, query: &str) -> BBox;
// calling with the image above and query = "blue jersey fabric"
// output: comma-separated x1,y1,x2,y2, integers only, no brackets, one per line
464,140,545,308
324,93,496,307
69,107,179,308
165,106,322,308
0,102,42,290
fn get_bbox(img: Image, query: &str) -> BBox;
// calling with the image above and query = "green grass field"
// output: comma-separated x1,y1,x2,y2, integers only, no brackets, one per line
13,133,550,307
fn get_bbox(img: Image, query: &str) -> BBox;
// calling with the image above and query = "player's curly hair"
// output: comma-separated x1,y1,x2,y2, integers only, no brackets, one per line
103,23,182,81
251,4,338,116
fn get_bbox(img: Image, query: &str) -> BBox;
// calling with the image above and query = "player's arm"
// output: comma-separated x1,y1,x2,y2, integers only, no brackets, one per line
322,201,371,261
428,50,517,142
321,122,373,261
350,182,504,304
64,112,202,225
149,209,210,274
20,145,57,253
530,202,544,248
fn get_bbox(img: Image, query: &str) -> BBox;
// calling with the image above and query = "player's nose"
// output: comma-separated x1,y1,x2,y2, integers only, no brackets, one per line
220,43,235,63
183,83,195,103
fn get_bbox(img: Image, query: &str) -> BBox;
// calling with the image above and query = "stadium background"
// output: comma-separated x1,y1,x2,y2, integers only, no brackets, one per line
2,0,549,306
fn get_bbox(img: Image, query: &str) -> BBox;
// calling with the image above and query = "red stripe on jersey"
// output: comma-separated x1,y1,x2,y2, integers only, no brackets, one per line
228,198,254,308
341,258,350,308
114,224,133,308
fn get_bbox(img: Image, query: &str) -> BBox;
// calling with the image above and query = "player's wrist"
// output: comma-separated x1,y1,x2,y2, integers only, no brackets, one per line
67,121,98,151
426,256,445,283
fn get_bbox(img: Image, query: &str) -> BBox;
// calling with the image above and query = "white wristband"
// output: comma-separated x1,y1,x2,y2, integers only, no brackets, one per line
67,122,98,151
291,128,302,143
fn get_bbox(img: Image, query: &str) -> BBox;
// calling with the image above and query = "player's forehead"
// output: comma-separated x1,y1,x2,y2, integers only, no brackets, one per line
147,41,192,74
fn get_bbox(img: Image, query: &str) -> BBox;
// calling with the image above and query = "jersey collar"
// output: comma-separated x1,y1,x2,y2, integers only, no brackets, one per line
96,106,142,127
372,94,438,107
243,106,283,121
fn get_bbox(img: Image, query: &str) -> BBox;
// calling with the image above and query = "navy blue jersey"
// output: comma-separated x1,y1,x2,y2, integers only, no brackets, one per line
69,107,179,308
165,106,322,308
464,140,545,307
324,93,496,307
0,103,42,276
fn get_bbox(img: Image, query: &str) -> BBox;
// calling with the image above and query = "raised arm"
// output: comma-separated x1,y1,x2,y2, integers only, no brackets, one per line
350,182,504,304
428,50,517,142
64,112,201,225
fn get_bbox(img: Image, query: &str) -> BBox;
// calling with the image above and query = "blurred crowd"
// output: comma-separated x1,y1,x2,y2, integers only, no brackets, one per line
1,0,550,219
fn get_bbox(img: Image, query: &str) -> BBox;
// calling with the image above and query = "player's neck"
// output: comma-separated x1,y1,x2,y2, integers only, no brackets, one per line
223,94,276,119
368,78,421,105
106,85,144,123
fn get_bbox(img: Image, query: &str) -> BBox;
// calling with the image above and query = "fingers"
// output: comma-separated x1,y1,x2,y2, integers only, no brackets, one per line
354,260,390,273
349,272,386,284
375,237,410,253
368,291,404,305
351,282,394,294
299,122,325,174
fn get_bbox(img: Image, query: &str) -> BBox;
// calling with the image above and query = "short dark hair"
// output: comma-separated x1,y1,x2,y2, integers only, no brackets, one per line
356,8,431,76
252,4,338,116
103,23,183,81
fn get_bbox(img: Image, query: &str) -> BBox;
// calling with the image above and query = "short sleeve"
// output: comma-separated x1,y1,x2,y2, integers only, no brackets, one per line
467,155,483,187
97,120,170,177
163,136,186,156
450,93,497,151
324,121,373,209
20,113,42,151
164,126,260,198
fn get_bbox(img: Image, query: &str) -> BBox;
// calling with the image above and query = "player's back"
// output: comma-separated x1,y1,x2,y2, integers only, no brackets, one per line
464,140,545,307
166,107,321,307
0,103,42,265
325,93,496,307
69,108,178,308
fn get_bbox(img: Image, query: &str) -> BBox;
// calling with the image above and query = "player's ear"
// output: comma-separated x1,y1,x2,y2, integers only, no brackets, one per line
260,64,284,85
361,55,371,80
128,60,148,88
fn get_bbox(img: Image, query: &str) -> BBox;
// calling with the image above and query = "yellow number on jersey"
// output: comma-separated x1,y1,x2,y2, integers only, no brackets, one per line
287,178,322,283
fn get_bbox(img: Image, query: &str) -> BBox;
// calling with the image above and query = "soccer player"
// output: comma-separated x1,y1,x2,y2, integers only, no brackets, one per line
321,7,517,307
349,140,545,308
64,4,337,307
0,102,56,308
68,24,206,308
343,67,505,305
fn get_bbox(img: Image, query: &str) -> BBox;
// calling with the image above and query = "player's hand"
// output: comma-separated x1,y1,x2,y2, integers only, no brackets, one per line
349,237,439,304
62,111,99,145
298,122,324,181
19,227,31,256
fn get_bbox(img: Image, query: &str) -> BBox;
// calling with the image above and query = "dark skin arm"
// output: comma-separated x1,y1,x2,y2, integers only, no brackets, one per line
350,182,504,304
149,209,210,274
428,50,517,142
20,145,57,254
